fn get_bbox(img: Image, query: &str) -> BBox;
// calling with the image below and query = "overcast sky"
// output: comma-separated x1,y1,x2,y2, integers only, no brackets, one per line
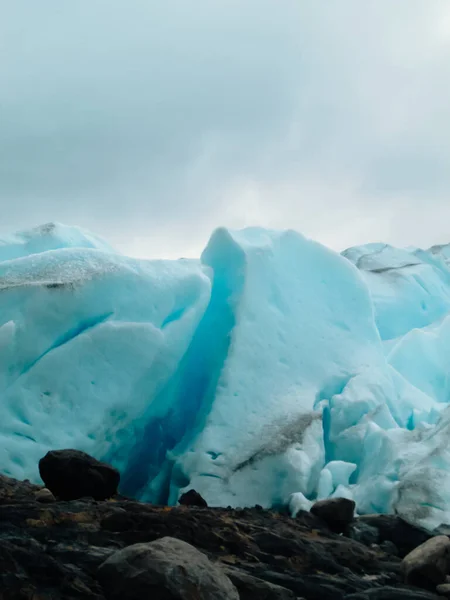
2,1,450,258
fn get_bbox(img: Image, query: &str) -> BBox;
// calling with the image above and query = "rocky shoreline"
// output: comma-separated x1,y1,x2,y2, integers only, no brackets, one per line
2,472,449,599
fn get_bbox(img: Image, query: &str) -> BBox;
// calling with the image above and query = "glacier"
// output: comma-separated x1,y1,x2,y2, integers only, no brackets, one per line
2,223,450,531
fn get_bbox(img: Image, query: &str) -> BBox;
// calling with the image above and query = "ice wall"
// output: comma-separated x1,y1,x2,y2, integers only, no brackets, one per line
2,222,450,532
168,228,406,508
0,224,211,485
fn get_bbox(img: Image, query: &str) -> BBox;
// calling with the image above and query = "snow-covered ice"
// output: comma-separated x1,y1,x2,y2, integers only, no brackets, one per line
2,222,450,531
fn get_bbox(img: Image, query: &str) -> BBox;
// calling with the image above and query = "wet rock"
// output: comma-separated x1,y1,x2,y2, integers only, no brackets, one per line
436,583,450,597
402,535,450,590
0,535,104,598
292,508,333,533
179,489,208,508
358,514,431,557
35,487,56,503
379,540,399,556
39,449,120,501
0,473,41,504
225,567,296,599
98,536,239,600
345,586,444,598
345,520,380,546
253,571,346,600
310,497,355,533
1,471,443,600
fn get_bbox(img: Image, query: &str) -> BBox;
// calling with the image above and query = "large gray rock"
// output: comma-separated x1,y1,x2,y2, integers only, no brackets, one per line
402,535,450,590
310,497,355,533
39,449,120,501
97,536,239,600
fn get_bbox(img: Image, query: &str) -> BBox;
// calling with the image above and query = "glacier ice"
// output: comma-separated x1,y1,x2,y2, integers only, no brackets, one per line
0,225,212,489
3,223,450,531
289,492,313,517
343,243,450,341
0,222,115,262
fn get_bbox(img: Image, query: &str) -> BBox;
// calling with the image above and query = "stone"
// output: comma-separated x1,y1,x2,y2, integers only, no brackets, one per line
97,536,239,600
345,586,444,599
379,540,399,556
34,487,56,503
402,535,450,590
0,473,41,503
358,514,431,557
2,470,437,600
179,489,208,508
345,520,380,546
39,449,120,501
436,583,450,597
225,567,296,599
310,497,355,533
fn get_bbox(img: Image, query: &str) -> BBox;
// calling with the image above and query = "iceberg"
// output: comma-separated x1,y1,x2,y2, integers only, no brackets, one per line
2,222,450,531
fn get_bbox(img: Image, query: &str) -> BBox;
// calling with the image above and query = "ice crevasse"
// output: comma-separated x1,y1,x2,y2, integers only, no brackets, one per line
2,223,450,532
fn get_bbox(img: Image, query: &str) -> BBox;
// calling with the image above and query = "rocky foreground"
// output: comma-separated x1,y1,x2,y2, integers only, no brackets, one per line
1,452,450,599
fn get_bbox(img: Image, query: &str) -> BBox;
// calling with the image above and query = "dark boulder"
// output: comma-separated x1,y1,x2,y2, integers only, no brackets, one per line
358,514,431,557
310,497,355,533
39,449,120,501
179,489,208,508
97,536,239,600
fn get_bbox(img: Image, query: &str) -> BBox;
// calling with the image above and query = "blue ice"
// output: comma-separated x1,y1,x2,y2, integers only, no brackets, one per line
1,222,450,532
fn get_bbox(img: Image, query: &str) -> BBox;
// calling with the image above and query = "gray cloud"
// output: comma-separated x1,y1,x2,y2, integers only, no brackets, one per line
1,1,450,257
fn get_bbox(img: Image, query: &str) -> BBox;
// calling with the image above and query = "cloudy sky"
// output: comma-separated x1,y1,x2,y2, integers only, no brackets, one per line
1,1,450,258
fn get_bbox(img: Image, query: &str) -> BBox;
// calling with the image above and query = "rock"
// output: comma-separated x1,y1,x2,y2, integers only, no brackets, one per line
345,586,444,598
345,520,380,546
39,449,120,501
34,487,56,503
251,571,345,599
436,583,450,597
225,566,296,599
1,471,427,600
402,535,450,590
310,497,355,533
97,536,239,600
358,514,431,557
379,540,399,556
0,473,41,504
179,489,208,508
293,508,334,533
